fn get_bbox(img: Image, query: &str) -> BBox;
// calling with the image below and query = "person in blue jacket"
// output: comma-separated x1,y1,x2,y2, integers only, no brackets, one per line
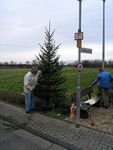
90,68,113,108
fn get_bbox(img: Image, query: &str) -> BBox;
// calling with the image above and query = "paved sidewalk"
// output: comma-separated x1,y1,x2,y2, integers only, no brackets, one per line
0,120,67,150
0,101,113,150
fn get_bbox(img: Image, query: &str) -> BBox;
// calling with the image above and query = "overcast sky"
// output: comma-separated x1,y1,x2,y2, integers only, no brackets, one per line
0,0,113,63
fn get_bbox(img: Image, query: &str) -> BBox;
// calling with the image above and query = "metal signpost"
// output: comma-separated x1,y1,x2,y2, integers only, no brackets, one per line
75,0,92,127
75,0,83,126
102,0,106,69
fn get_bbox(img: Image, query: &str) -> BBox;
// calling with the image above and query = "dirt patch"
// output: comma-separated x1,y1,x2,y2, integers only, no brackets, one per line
65,105,113,134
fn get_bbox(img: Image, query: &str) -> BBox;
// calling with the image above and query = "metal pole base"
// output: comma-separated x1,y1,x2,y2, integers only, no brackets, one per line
75,123,80,128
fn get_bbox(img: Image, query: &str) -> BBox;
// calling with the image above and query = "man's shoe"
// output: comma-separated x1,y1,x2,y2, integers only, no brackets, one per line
31,108,37,111
26,111,33,114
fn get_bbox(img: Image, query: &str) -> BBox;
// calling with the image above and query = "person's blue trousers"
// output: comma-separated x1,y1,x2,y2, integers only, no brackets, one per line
25,92,35,112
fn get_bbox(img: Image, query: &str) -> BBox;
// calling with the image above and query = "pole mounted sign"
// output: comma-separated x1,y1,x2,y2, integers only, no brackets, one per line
80,48,92,54
74,32,83,40
77,63,83,71
77,40,82,48
74,32,83,48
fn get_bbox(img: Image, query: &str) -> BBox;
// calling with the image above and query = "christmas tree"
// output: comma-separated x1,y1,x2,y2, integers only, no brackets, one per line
35,22,66,110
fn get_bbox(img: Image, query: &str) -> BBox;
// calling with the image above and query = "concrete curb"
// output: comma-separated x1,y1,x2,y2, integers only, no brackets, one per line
0,101,113,150
65,119,113,136
1,116,81,150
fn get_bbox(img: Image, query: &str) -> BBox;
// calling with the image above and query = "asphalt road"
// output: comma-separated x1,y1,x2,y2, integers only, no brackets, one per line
0,120,67,150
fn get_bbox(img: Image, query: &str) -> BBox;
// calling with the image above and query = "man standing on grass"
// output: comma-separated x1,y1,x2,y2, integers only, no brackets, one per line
90,68,113,109
24,66,41,113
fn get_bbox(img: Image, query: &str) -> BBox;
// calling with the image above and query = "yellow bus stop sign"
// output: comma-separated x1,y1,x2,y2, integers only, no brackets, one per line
77,39,82,48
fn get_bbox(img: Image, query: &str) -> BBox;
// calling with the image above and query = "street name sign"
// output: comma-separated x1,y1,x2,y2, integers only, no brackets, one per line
80,48,92,54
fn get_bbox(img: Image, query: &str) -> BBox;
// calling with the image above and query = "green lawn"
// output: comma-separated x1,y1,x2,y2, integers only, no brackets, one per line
63,67,100,94
0,68,29,92
0,67,113,95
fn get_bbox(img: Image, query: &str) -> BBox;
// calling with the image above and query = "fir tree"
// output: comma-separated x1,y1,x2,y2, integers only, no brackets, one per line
35,23,66,110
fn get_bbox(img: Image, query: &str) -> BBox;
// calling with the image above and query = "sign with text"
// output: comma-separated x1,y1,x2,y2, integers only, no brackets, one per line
74,32,83,40
80,48,92,54
77,40,82,48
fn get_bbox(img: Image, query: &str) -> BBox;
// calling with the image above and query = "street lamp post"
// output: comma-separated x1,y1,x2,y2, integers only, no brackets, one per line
102,0,106,69
76,0,82,126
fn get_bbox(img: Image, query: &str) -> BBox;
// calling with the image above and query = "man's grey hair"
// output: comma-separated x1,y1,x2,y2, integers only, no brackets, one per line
31,66,38,72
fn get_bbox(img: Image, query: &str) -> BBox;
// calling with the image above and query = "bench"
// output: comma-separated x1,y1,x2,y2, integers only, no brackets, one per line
71,87,93,102
70,87,93,119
